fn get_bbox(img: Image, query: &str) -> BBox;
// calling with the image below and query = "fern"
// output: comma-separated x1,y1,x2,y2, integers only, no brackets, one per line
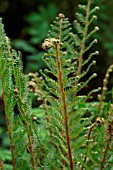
0,0,113,170
40,0,100,169
0,19,38,170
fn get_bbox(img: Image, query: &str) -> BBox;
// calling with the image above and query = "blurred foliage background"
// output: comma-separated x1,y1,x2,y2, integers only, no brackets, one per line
0,0,113,168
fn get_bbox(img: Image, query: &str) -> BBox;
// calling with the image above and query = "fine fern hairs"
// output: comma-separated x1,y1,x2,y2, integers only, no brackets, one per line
0,0,113,170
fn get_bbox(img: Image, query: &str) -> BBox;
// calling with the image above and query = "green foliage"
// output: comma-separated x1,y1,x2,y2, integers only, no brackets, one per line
0,0,113,170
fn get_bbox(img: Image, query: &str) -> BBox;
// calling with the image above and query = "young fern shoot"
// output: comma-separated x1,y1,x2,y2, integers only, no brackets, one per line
41,0,100,169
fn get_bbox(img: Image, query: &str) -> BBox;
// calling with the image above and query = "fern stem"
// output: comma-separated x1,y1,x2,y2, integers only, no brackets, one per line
59,13,63,42
74,0,91,99
56,15,68,159
99,131,111,170
27,130,37,170
17,95,38,170
0,158,4,170
55,42,74,170
5,106,16,169
81,123,95,170
98,64,113,114
76,0,91,77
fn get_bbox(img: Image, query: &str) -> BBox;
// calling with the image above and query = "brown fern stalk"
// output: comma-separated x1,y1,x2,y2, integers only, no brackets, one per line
58,13,65,120
59,14,69,166
16,94,38,170
100,127,112,170
0,158,4,170
74,0,91,98
55,41,74,170
98,64,113,114
81,123,95,170
4,101,16,169
27,127,37,170
59,13,64,41
100,104,113,170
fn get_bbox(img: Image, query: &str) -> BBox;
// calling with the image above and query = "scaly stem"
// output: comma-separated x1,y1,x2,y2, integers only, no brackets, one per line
55,42,74,170
16,95,38,170
100,136,111,170
59,13,64,42
0,158,4,170
81,123,95,170
98,64,113,114
76,0,91,77
4,100,16,169
100,124,112,170
74,0,91,98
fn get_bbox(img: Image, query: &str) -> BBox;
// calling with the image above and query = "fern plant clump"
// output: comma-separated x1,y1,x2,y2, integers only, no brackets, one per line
0,0,113,170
